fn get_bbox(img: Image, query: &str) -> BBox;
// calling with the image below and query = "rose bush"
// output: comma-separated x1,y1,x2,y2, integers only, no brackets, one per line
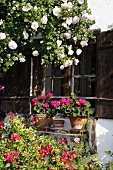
0,0,95,72
0,112,102,170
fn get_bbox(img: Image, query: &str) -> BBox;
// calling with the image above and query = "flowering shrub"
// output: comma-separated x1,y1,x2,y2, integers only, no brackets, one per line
0,0,95,72
0,112,101,169
31,92,60,117
59,93,93,117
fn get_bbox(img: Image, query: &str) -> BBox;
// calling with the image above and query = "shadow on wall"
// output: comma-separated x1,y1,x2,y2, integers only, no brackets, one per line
96,119,113,167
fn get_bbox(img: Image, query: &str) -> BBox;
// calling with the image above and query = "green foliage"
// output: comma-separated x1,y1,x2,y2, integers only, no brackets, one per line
0,0,95,72
0,112,102,170
59,93,93,117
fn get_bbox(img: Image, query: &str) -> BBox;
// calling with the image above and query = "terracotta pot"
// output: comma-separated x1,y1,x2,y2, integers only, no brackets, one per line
52,120,65,132
69,116,88,131
34,114,52,130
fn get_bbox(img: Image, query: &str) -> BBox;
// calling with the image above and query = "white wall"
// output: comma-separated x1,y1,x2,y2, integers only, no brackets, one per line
88,0,113,32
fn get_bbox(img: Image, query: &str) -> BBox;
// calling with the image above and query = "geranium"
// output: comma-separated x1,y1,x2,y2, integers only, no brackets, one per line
59,93,93,117
0,0,95,72
31,92,60,116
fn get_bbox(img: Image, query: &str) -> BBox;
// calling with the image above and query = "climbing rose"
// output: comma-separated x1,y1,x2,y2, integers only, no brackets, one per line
31,21,39,30
53,6,61,17
0,32,6,40
32,50,39,56
41,15,48,24
8,40,17,50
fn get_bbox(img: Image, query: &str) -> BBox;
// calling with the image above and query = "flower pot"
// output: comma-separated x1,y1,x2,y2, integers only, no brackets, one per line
51,120,65,132
34,114,52,131
69,116,88,133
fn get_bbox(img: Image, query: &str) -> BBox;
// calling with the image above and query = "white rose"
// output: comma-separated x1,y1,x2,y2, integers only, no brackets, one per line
60,65,65,70
73,16,79,24
22,4,31,12
74,59,79,65
0,33,6,40
41,16,48,24
0,19,3,25
34,6,38,11
73,36,77,41
67,2,73,8
60,54,65,58
57,40,62,46
80,40,88,47
76,49,82,55
64,59,73,67
19,58,26,62
68,49,74,55
77,0,84,5
32,50,39,56
62,0,67,3
61,3,68,8
66,17,72,25
31,21,39,31
53,6,61,17
64,32,71,39
62,22,67,28
82,12,89,21
23,31,29,39
8,40,17,50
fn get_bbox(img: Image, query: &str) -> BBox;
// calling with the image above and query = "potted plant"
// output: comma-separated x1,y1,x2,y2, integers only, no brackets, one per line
31,92,60,129
59,93,93,131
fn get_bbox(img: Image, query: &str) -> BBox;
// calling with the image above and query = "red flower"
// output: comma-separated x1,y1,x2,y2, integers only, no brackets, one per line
76,98,86,106
3,151,19,162
60,98,71,105
51,100,60,107
11,133,21,141
0,121,4,128
46,92,52,98
31,98,39,106
40,95,47,100
43,103,49,108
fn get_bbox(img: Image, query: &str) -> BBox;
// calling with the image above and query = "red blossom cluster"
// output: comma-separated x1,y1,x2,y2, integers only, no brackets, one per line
0,121,4,128
8,111,18,120
76,98,86,106
57,137,68,145
38,144,53,160
3,150,19,162
10,133,21,141
61,148,76,170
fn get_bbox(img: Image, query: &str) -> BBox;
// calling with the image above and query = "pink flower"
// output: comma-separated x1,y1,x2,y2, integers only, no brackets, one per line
46,92,52,98
51,100,60,107
40,95,47,100
31,98,38,106
11,133,21,141
76,98,86,106
43,103,49,108
74,137,80,143
60,98,71,105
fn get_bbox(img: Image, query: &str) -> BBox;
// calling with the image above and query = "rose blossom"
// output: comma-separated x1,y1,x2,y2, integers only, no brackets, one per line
74,59,79,65
0,32,6,40
41,15,48,24
31,21,39,31
76,48,82,55
66,17,72,25
8,40,17,50
32,50,39,56
64,32,71,39
60,65,65,70
68,49,74,56
53,6,61,17
22,3,31,12
73,16,79,24
23,31,29,39
19,58,26,62
64,59,73,67
77,0,84,5
82,11,89,21
57,40,62,46
80,40,88,47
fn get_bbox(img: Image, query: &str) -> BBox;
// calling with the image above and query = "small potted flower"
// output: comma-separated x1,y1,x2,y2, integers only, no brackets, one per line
31,92,60,130
59,93,93,131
